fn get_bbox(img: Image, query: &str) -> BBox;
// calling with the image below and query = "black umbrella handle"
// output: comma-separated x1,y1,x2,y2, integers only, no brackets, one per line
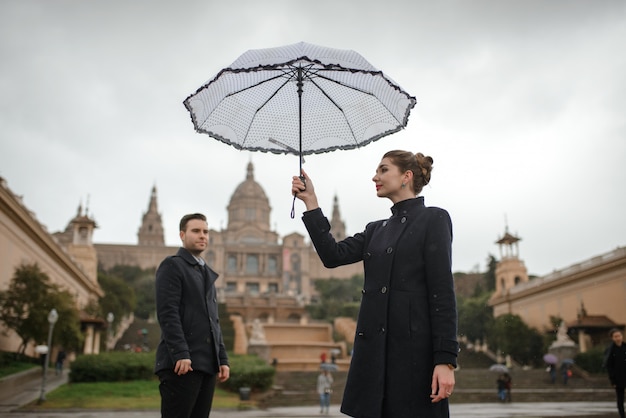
290,175,307,219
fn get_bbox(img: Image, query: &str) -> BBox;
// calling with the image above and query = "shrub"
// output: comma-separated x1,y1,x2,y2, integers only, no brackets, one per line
219,353,275,393
70,352,155,382
0,351,39,367
575,346,608,374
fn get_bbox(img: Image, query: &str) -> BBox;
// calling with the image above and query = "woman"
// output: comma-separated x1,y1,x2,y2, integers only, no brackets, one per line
291,150,458,418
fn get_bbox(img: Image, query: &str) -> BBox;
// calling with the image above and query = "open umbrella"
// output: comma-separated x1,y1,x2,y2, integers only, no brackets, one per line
320,362,338,372
184,42,416,216
561,358,575,365
489,364,509,373
543,353,558,364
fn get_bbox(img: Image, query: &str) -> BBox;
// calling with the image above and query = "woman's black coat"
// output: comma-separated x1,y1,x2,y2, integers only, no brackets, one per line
303,197,458,418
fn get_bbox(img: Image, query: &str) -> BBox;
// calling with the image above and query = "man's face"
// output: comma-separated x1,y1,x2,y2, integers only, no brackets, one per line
612,330,624,346
180,219,209,256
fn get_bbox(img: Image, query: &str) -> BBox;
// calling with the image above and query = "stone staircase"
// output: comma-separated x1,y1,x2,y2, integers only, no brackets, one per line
113,317,161,351
257,368,614,407
257,371,348,408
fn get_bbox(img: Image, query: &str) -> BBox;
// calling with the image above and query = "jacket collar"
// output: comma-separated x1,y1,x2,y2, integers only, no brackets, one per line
177,247,202,266
177,247,219,283
390,196,424,216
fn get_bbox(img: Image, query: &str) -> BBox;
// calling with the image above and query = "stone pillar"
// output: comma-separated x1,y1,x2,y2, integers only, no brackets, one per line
93,331,101,355
83,324,94,354
230,315,248,355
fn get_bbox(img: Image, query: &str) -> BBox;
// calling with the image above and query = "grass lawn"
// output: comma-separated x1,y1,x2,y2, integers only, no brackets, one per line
22,380,243,410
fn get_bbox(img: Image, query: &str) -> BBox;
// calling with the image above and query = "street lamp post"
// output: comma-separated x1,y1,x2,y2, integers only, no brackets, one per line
38,308,58,404
106,312,114,352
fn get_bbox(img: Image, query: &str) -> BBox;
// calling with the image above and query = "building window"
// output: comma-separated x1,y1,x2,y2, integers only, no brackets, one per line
227,255,237,273
268,256,277,275
246,207,255,221
246,254,259,274
268,283,279,294
206,251,215,267
226,282,237,293
246,282,260,295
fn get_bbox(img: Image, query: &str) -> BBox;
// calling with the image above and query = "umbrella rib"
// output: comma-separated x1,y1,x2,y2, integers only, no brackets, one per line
239,74,295,149
307,77,361,147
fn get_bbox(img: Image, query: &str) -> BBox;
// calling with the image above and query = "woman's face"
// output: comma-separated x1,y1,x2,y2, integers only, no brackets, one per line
372,157,408,200
612,330,624,345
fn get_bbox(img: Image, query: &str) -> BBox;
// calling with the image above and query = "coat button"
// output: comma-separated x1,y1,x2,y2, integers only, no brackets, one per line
358,332,364,337
386,247,393,254
381,286,387,294
401,217,407,223
379,327,385,333
364,252,372,259
362,289,366,294
382,221,388,227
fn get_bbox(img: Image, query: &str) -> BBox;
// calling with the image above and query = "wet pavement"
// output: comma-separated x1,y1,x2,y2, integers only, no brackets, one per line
0,402,619,418
0,369,619,417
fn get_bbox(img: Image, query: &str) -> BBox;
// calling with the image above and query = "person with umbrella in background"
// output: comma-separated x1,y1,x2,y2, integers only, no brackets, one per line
605,328,626,418
292,150,458,418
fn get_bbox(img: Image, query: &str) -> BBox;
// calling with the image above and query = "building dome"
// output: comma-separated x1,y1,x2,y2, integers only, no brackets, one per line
227,162,271,232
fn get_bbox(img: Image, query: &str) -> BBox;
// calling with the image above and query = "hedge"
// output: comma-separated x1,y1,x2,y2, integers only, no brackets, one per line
219,353,275,393
69,352,155,382
68,351,275,392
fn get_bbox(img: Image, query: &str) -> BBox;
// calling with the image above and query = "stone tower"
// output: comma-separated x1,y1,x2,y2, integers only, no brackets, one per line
53,202,98,283
493,226,529,298
137,185,165,246
330,194,346,240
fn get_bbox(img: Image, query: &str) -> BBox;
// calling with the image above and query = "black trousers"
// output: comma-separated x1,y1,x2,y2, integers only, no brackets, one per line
158,369,217,418
616,385,625,418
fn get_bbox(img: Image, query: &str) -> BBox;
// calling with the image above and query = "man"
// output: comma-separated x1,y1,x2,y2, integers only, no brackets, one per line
154,213,229,418
606,328,626,418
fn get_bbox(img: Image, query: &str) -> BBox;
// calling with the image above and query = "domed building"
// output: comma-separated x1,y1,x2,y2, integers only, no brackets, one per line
94,162,362,315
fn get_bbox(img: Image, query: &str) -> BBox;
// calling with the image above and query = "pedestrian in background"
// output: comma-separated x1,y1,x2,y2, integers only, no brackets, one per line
496,374,507,402
605,328,626,418
548,363,556,384
55,349,66,375
503,372,512,402
317,369,333,415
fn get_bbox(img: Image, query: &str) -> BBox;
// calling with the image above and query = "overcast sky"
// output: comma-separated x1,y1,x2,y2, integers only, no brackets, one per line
1,0,625,276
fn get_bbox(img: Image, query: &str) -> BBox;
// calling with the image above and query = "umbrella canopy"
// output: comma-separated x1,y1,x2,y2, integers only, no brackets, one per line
561,358,575,365
543,353,558,364
320,362,338,372
184,41,416,173
489,364,509,373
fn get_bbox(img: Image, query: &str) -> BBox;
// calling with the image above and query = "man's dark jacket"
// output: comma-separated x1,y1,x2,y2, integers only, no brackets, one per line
606,342,626,387
154,247,228,375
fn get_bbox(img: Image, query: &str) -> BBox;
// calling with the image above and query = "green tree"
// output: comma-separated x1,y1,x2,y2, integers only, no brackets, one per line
0,263,83,354
306,275,363,321
101,265,155,320
47,290,83,352
133,276,156,320
489,313,544,366
483,254,497,292
98,272,136,328
457,292,493,343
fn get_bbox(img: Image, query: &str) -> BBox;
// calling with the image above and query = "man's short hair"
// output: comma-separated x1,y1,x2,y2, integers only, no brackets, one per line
179,213,207,232
609,327,623,338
